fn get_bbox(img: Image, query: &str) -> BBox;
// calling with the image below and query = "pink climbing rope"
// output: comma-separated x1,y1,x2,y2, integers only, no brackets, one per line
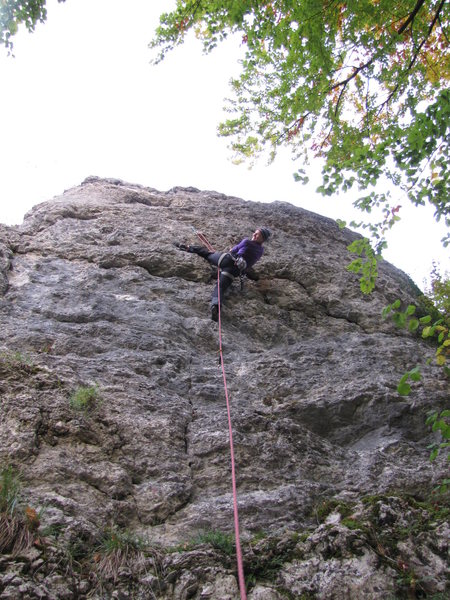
195,230,215,252
217,270,247,600
193,228,247,600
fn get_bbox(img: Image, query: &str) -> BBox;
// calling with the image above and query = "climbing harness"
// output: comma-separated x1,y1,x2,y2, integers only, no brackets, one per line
191,226,247,600
234,256,247,272
217,252,230,268
191,226,247,281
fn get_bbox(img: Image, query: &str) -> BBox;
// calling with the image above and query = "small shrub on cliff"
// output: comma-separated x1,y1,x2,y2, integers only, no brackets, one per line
69,384,100,412
382,268,450,376
382,269,450,485
93,526,146,583
0,466,20,515
314,498,354,523
0,349,36,375
192,529,235,555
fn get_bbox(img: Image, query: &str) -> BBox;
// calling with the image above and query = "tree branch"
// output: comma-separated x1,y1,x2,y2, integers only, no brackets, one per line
336,0,446,117
330,56,375,92
407,0,447,71
277,113,311,144
398,0,427,34
334,82,347,116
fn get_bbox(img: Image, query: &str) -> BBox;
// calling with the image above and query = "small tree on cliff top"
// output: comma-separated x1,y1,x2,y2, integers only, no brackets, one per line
149,0,449,246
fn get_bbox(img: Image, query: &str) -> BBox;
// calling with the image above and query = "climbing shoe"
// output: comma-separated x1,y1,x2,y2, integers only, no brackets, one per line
174,243,191,252
211,304,219,322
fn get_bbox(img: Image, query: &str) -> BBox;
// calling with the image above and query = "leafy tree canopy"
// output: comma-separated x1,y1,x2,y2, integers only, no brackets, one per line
2,1,448,246
151,0,449,246
0,0,65,51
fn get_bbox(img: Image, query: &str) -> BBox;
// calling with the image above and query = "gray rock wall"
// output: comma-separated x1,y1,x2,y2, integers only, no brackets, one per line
0,178,447,599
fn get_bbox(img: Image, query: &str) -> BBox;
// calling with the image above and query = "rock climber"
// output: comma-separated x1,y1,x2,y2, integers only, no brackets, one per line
175,227,271,321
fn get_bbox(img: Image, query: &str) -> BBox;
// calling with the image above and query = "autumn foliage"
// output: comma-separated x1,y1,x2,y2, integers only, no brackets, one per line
151,0,449,242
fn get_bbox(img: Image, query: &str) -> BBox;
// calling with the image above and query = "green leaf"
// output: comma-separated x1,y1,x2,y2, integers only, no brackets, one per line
434,480,449,493
432,420,447,434
406,304,416,316
409,367,422,382
399,372,409,385
419,315,432,324
408,318,420,332
439,423,450,437
426,411,438,425
393,312,406,328
346,259,363,273
397,381,411,396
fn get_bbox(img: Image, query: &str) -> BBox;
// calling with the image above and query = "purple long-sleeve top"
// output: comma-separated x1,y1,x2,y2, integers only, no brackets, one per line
230,238,264,269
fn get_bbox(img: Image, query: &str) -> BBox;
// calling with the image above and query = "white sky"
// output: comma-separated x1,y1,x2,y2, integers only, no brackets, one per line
0,0,448,289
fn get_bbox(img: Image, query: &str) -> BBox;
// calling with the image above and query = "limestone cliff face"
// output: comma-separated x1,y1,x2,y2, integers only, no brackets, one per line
0,178,448,599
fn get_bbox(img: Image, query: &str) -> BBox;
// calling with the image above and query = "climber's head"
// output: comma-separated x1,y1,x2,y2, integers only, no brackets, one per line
252,227,271,244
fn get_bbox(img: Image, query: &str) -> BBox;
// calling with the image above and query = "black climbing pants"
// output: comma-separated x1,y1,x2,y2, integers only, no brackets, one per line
190,246,240,306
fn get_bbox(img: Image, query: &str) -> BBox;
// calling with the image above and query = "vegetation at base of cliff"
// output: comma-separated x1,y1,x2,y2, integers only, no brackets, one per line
167,528,234,555
361,495,449,599
0,468,164,594
306,493,450,599
361,492,450,532
92,526,148,585
242,492,449,597
190,529,235,555
0,491,447,598
0,466,20,515
311,497,355,524
244,533,299,588
0,465,41,555
41,523,166,597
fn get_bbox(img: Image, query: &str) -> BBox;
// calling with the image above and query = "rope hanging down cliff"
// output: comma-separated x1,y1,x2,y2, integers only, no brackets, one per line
191,226,247,600
174,225,271,599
